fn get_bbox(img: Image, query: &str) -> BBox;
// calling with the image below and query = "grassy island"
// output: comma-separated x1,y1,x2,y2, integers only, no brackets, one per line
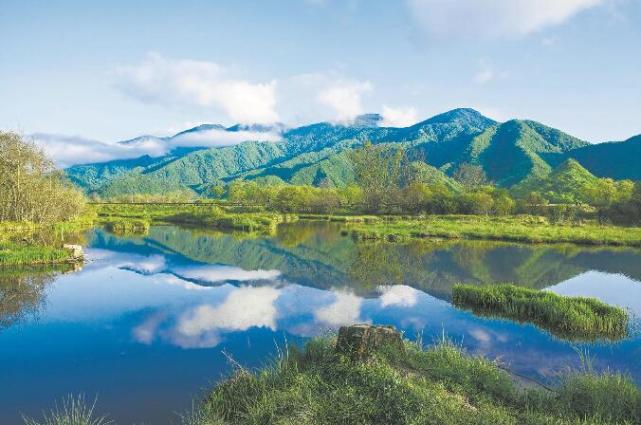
452,284,628,340
345,215,641,247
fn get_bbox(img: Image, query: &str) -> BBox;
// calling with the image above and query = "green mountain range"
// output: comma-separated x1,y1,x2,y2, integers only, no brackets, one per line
65,108,641,197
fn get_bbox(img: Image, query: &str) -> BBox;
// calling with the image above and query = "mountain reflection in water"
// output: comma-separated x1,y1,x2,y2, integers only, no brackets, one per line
2,222,641,425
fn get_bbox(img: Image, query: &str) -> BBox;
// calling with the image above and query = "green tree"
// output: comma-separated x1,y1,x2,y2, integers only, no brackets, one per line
453,163,489,189
350,141,408,212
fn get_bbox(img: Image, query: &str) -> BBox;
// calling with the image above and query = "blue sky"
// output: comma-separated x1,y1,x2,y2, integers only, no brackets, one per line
1,0,640,155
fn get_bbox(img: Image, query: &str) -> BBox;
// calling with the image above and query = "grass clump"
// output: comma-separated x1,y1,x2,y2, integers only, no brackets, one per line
22,395,112,425
452,284,628,340
184,337,641,425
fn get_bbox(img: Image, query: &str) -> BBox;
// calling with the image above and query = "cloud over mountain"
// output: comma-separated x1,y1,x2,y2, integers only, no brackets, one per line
115,53,279,124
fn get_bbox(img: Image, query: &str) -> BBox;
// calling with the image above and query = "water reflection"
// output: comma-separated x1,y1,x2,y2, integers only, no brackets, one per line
2,222,641,424
0,265,73,330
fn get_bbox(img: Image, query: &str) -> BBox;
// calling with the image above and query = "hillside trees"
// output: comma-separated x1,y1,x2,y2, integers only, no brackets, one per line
350,141,409,211
0,132,85,223
453,163,489,189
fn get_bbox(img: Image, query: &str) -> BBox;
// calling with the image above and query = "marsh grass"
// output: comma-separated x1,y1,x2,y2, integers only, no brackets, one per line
22,395,112,425
346,215,641,247
182,337,641,425
452,284,629,340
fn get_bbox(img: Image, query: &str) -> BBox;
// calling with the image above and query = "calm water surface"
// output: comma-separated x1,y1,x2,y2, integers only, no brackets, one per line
2,222,641,424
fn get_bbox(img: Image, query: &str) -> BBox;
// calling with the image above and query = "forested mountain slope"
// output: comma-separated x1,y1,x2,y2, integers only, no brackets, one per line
64,108,640,196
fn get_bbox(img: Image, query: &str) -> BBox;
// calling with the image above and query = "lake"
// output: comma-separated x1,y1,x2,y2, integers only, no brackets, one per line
2,222,641,424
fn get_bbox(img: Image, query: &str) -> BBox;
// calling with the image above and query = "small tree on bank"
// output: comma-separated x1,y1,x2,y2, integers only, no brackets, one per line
0,132,86,223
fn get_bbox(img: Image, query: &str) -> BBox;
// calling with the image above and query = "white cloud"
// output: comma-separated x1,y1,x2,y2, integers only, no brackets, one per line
116,52,279,124
31,126,282,167
123,255,167,274
314,291,364,327
378,285,419,308
407,0,604,38
174,265,281,284
170,128,282,148
317,80,373,122
176,286,281,343
29,133,163,168
380,105,419,127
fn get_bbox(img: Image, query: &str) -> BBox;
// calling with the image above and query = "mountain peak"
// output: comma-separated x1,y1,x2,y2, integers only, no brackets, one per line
353,113,383,128
422,108,496,127
172,124,226,138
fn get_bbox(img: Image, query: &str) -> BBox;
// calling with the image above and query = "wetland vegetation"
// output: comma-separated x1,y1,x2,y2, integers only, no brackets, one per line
452,284,629,341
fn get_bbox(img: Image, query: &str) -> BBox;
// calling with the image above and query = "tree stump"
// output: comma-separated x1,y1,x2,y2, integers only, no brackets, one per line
336,324,404,360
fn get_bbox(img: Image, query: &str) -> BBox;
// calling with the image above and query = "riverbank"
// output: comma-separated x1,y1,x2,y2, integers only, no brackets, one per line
0,218,92,266
182,333,640,425
343,215,641,247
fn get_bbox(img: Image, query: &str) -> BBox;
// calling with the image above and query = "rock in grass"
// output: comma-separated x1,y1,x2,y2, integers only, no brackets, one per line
63,244,83,259
336,324,404,360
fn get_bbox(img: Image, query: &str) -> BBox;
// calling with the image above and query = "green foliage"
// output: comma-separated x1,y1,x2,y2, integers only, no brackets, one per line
452,284,628,340
514,159,634,206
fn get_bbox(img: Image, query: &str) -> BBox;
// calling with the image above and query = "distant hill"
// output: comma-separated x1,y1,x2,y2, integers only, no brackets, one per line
562,135,641,181
64,108,640,197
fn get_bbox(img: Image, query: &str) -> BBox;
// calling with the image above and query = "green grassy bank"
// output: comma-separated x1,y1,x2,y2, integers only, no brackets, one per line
185,337,640,425
344,215,641,247
0,221,89,266
452,284,628,341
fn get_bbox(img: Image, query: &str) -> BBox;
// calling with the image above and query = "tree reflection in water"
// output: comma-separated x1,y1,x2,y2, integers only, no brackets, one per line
0,265,74,330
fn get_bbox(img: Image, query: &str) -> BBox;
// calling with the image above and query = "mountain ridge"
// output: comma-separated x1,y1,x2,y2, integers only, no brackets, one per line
64,108,640,197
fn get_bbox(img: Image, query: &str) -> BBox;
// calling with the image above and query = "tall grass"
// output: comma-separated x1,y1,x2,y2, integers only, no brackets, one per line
22,395,112,425
452,284,629,340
